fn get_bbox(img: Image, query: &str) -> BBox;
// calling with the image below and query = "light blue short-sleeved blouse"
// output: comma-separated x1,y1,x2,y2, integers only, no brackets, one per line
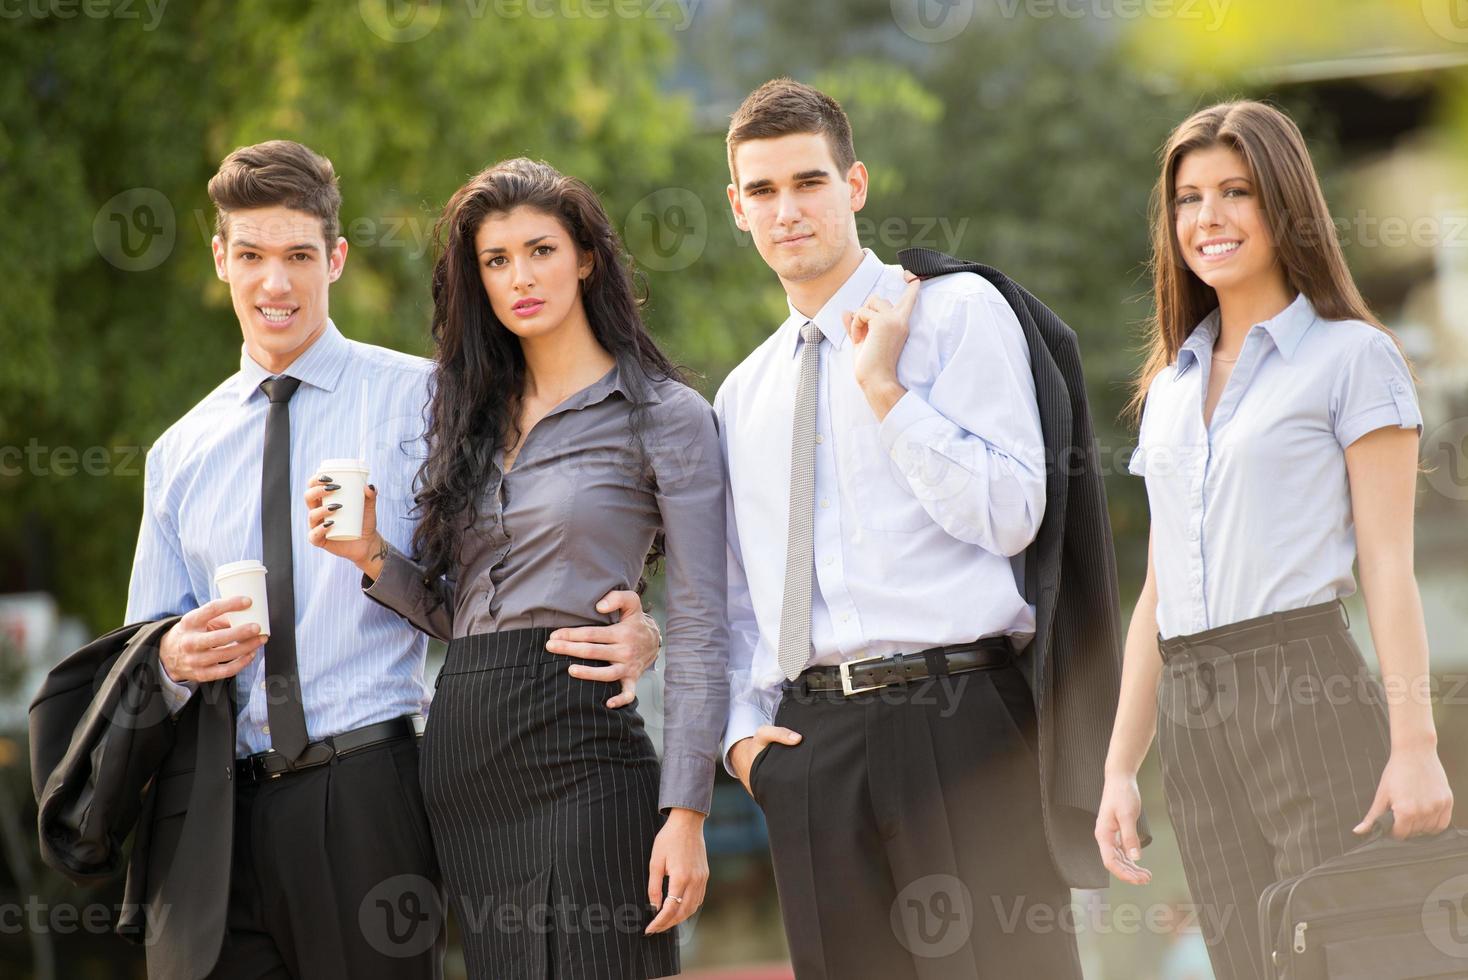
1130,294,1422,639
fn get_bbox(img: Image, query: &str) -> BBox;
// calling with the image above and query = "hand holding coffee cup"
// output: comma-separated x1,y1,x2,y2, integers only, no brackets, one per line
305,472,382,567
159,595,267,685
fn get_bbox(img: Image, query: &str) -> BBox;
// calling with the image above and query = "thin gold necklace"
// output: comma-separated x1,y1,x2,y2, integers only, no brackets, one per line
1212,350,1240,363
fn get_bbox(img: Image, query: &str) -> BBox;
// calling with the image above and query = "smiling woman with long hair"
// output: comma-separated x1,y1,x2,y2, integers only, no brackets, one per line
1095,102,1453,980
311,158,728,978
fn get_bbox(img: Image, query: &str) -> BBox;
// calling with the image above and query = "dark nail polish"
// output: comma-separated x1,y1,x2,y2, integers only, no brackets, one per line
324,483,341,491
323,519,334,527
368,484,376,491
327,503,342,511
318,475,332,483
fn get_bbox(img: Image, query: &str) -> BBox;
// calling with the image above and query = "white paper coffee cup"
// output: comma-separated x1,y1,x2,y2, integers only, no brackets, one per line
213,560,270,638
320,458,370,541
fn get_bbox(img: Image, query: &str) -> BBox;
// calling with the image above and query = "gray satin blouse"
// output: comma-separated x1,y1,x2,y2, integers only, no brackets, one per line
365,365,730,813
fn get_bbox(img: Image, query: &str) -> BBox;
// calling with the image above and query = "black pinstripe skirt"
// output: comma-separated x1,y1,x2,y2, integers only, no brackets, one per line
420,628,679,979
1156,600,1390,980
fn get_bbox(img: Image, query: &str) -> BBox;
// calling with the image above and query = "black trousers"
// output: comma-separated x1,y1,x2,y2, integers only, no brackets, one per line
1157,600,1391,980
206,734,445,980
751,658,1082,980
421,629,679,980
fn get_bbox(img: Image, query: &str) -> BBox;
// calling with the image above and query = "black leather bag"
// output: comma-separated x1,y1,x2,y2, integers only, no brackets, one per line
1259,816,1468,978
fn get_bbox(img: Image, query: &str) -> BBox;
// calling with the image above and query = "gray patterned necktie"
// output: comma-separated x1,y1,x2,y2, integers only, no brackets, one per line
778,321,823,681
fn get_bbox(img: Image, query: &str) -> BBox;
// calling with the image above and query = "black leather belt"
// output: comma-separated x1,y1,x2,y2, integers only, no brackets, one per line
235,714,424,784
789,637,1015,697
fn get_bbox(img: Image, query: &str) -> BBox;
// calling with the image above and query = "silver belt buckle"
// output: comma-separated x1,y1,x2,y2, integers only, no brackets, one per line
839,654,886,696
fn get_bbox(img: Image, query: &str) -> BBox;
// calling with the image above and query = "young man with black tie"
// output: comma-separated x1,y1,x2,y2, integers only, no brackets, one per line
123,140,660,979
717,79,1090,979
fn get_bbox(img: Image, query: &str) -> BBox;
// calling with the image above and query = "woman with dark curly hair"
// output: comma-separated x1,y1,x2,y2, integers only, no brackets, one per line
308,158,728,978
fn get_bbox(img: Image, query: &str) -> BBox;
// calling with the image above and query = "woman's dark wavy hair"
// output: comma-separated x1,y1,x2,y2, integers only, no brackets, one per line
413,158,682,589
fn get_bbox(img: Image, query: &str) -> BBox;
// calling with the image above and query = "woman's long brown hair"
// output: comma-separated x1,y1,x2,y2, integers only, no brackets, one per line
1127,100,1409,424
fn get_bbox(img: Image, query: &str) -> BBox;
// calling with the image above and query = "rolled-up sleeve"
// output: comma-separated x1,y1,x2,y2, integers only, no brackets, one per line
1332,332,1422,449
647,387,730,814
877,286,1046,556
362,542,455,643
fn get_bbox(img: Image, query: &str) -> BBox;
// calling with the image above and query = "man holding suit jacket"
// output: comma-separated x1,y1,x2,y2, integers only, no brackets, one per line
717,78,1127,979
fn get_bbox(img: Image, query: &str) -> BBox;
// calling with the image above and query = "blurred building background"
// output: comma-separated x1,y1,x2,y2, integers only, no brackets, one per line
3,1,1467,976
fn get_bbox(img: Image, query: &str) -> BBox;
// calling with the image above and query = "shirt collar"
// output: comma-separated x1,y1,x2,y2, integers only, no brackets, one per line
783,249,886,359
544,362,664,418
235,318,352,404
1175,293,1317,377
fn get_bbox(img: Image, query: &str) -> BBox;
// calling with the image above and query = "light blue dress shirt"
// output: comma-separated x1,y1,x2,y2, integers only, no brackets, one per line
716,249,1046,764
126,320,435,757
1130,294,1422,639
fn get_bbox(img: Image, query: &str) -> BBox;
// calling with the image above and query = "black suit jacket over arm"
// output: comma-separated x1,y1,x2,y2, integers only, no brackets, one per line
899,247,1150,889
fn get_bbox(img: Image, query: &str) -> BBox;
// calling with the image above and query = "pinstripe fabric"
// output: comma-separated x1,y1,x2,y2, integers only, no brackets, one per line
125,321,434,757
422,628,678,979
1156,602,1390,980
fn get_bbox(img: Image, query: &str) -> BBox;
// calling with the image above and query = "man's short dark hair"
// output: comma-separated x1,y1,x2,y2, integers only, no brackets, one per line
207,140,341,246
726,78,857,183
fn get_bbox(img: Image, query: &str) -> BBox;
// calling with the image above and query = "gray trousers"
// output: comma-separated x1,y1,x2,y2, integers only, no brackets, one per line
1157,600,1390,980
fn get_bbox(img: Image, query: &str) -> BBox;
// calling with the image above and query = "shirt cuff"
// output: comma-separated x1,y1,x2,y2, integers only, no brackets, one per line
721,698,775,778
877,389,939,456
658,753,717,816
156,658,197,715
1336,402,1423,450
362,544,425,617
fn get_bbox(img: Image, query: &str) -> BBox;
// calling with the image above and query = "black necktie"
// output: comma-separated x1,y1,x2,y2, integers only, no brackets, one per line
259,376,310,762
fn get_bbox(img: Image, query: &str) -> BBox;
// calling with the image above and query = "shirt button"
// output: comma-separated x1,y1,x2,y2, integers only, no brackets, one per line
1188,528,1199,541
824,557,834,566
819,499,830,509
815,434,824,444
262,725,271,735
840,614,850,623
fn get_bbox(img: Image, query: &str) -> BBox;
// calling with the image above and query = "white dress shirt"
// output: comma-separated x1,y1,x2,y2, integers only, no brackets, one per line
717,249,1046,765
1129,294,1422,639
126,321,435,757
